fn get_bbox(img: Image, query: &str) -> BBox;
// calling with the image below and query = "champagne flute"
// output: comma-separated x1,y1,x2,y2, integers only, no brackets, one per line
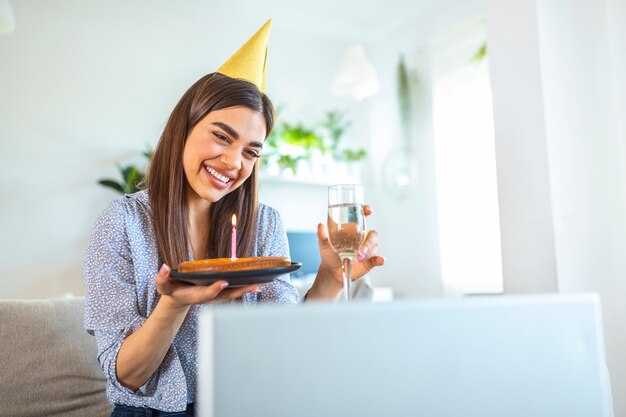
327,184,366,302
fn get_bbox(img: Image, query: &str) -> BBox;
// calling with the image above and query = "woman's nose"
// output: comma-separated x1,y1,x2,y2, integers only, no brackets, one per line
220,147,242,170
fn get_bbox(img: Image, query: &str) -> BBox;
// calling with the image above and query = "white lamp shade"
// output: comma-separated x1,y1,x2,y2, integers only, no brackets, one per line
331,44,380,101
0,0,15,34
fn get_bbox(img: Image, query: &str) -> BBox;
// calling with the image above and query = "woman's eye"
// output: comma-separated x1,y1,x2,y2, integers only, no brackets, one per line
214,132,230,143
245,150,261,159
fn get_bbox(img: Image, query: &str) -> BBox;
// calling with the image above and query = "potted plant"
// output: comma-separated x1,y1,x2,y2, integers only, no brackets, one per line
98,148,153,194
261,107,366,179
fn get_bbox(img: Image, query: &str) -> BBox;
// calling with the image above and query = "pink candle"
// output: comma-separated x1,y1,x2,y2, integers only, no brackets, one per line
231,214,237,260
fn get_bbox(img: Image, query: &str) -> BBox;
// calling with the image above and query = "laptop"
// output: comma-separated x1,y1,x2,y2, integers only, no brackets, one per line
197,293,612,417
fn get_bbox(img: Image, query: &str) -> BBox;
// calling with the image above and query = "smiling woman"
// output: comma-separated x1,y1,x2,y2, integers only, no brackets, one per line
149,73,274,266
81,20,385,416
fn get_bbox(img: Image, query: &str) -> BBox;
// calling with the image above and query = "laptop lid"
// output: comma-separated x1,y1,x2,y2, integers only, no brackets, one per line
197,293,611,417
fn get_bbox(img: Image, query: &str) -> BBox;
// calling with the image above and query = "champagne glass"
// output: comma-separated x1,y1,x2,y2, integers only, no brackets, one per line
327,184,366,302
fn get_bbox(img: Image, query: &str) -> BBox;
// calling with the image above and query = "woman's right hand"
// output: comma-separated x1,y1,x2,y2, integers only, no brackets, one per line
118,263,257,390
155,264,260,309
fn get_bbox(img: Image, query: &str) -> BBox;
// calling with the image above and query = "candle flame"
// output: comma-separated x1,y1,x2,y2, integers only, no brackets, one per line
232,214,237,227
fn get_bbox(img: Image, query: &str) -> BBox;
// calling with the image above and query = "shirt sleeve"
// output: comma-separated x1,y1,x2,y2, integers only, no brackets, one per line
82,199,186,402
255,205,300,304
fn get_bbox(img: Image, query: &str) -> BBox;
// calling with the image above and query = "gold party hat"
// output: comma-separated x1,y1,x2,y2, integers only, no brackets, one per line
216,19,271,92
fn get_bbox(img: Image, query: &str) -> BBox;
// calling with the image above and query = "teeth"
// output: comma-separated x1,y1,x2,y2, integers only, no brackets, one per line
206,167,230,184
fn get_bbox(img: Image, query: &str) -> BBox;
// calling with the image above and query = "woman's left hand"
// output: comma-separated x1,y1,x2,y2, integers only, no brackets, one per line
314,205,386,293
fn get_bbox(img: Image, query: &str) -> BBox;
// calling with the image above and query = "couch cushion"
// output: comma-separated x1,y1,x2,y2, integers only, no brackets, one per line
0,298,112,417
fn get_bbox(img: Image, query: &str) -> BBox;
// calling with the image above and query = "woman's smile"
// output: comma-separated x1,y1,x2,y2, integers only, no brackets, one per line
205,166,232,184
204,165,235,190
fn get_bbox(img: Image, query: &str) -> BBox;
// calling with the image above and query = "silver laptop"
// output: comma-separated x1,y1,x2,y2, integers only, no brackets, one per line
197,293,612,417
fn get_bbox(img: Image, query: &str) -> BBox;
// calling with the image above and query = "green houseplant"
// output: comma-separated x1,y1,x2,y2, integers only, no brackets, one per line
382,55,420,199
98,148,153,194
320,110,366,164
262,108,366,177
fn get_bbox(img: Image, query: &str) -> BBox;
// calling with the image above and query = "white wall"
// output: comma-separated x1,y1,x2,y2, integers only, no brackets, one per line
485,0,559,293
486,0,626,413
0,0,361,298
536,1,626,414
367,0,485,297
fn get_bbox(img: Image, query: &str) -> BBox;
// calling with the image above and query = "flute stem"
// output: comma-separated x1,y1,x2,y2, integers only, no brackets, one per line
343,257,352,302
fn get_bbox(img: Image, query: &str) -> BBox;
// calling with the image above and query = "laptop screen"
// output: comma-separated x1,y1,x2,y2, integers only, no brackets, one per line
197,293,612,417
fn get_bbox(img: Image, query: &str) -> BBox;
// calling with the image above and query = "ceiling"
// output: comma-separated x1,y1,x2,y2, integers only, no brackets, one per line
213,0,434,44
4,0,434,43
6,0,436,44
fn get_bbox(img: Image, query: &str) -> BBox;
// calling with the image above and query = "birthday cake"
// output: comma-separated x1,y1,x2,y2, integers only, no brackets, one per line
177,256,291,273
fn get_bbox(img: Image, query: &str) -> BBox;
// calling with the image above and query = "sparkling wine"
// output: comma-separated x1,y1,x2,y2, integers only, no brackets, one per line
327,203,366,258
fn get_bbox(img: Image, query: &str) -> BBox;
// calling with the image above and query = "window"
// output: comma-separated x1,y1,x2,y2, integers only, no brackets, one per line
431,20,503,294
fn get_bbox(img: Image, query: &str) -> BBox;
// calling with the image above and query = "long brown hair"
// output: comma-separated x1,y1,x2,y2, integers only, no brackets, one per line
146,73,274,267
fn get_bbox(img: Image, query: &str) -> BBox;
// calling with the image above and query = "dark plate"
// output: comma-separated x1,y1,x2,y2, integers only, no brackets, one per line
170,262,302,287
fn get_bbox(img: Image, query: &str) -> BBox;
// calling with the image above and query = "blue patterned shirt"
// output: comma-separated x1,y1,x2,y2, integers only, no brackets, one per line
83,190,299,412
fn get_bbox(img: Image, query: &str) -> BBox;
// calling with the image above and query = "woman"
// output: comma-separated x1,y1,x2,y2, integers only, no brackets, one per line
84,24,384,417
84,73,384,416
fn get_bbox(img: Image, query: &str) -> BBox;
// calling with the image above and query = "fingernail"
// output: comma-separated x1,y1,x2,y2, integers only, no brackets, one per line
356,246,369,262
160,264,170,274
253,286,262,293
220,282,229,289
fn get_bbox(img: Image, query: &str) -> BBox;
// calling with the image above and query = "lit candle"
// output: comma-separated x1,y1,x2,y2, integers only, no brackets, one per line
231,214,237,261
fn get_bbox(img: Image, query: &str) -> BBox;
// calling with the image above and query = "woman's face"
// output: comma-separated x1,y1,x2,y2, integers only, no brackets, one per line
182,106,266,205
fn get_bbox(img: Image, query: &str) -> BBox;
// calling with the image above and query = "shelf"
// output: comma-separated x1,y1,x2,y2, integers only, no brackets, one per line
259,173,360,186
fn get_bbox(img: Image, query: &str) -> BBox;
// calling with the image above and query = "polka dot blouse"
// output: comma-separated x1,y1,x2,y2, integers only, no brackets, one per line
83,190,299,412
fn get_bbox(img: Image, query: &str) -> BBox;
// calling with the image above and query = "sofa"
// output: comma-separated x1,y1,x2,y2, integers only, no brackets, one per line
0,298,112,417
